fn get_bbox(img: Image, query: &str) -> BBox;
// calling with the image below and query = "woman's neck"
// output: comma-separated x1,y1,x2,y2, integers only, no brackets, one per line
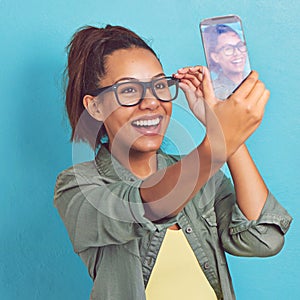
130,150,158,179
109,144,158,179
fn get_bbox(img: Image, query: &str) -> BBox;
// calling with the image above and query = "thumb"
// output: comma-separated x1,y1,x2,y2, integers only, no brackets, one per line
202,67,217,105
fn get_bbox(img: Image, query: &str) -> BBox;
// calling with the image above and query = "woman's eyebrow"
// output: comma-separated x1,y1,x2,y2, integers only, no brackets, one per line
114,77,137,83
153,73,166,78
115,73,166,84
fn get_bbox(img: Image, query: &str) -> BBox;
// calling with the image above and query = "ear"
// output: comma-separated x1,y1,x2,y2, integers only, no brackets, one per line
83,95,104,121
210,52,219,64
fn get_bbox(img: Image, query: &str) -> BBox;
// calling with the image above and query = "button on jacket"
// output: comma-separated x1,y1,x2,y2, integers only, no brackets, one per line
54,146,292,300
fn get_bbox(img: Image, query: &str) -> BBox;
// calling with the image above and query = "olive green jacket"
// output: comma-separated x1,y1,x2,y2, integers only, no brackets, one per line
54,146,292,300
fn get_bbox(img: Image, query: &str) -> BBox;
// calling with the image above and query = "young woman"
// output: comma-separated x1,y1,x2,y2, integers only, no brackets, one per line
54,25,292,300
203,24,250,99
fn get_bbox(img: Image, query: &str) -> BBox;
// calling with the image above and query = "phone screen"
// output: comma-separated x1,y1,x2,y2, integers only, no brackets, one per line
200,15,251,100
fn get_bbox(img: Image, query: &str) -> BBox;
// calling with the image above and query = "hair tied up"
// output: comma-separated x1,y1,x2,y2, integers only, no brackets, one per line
64,24,159,150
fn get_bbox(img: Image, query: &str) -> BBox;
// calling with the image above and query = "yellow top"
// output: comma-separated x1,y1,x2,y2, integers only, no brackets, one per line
146,229,217,300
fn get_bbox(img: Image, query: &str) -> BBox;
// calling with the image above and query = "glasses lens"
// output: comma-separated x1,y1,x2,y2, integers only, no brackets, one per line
154,78,178,101
223,42,247,56
116,82,143,106
223,46,234,56
237,42,247,52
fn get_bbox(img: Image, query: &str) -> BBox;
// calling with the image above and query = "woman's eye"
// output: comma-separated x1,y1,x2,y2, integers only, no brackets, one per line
224,46,232,52
120,86,137,94
155,82,167,89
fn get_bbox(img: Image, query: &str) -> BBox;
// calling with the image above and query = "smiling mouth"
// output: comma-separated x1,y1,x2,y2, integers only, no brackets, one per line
131,116,162,128
231,57,244,64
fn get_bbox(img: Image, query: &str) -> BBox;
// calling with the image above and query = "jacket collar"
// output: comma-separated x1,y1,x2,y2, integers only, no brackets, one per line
94,144,176,182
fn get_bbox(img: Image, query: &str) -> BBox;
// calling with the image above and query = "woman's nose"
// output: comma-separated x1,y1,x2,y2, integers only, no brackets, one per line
139,88,160,110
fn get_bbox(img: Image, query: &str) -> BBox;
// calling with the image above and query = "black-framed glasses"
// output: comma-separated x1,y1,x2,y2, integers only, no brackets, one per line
216,41,247,56
87,76,179,107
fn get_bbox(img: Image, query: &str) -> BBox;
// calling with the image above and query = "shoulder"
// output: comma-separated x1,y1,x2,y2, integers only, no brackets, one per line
54,160,107,197
56,160,100,182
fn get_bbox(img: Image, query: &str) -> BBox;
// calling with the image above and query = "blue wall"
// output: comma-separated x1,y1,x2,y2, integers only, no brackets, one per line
1,0,299,299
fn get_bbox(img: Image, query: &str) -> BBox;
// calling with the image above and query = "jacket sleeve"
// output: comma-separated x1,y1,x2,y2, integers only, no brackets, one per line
213,172,293,257
54,164,176,253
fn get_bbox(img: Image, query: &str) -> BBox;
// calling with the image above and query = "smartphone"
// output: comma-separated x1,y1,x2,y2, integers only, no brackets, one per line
200,15,251,100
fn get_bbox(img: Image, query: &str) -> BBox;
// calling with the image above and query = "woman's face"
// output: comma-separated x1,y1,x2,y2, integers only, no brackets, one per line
211,32,247,76
97,47,172,155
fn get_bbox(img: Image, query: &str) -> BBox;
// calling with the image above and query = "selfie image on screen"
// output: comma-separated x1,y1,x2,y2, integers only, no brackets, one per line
201,19,251,100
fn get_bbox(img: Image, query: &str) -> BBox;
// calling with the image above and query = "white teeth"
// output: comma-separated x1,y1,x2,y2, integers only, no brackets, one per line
133,117,160,127
232,58,242,63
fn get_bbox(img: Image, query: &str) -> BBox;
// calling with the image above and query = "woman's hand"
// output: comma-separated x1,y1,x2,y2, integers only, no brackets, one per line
207,67,269,160
173,66,207,124
175,66,270,160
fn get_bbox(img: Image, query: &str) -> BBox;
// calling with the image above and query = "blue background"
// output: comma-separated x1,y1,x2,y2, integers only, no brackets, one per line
1,0,299,299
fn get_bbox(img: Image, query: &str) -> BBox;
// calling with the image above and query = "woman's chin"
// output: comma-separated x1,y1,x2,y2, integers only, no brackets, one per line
131,136,163,153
